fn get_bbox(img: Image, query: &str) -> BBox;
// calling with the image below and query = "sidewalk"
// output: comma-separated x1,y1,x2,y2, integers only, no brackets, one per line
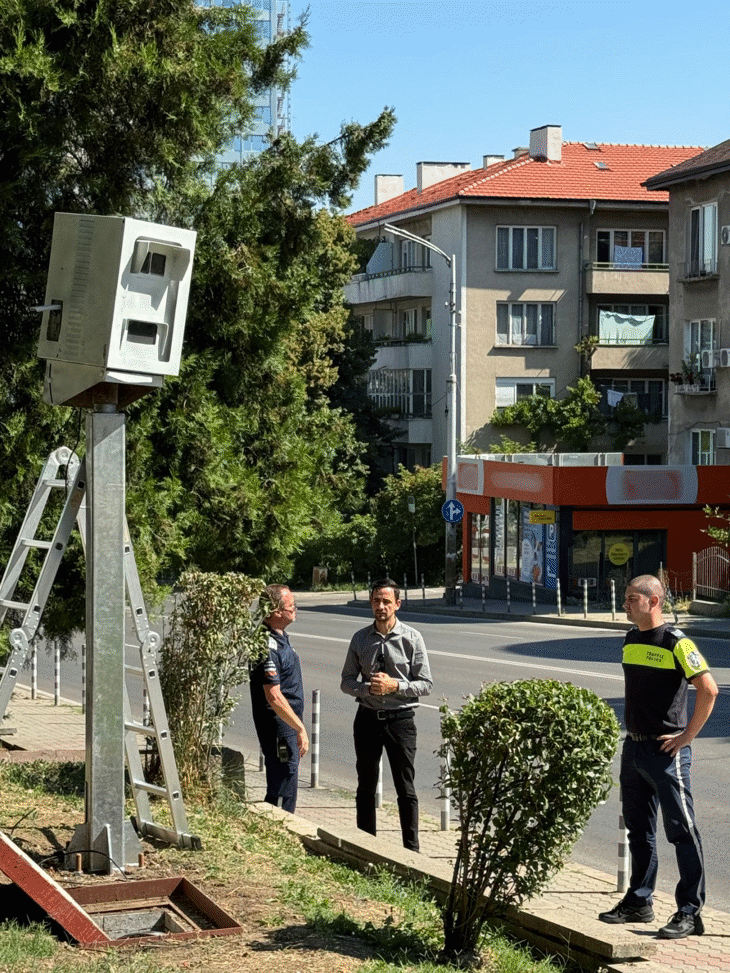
2,589,730,973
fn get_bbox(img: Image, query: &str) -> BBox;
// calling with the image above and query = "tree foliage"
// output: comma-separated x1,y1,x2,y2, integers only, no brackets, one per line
491,377,648,452
439,679,619,963
0,0,397,634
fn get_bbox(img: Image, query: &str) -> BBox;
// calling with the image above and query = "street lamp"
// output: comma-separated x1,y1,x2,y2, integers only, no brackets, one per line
382,223,459,605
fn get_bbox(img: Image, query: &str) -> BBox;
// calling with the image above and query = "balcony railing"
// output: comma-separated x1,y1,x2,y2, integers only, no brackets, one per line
357,264,432,282
672,376,717,395
588,261,668,272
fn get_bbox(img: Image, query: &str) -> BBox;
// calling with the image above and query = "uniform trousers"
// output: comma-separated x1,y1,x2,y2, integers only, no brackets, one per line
255,720,300,814
620,737,705,915
353,705,419,851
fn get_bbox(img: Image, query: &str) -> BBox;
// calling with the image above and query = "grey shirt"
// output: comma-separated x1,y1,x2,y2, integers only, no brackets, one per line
340,618,433,712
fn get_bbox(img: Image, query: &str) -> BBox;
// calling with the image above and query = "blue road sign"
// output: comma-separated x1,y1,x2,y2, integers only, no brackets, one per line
441,499,464,524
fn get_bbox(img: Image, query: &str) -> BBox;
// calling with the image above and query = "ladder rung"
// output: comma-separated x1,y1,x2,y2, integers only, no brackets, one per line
125,720,156,737
20,539,53,550
41,478,70,488
130,779,169,798
0,599,30,612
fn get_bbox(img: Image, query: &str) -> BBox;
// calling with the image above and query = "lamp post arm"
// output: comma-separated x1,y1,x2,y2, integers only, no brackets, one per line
381,222,452,266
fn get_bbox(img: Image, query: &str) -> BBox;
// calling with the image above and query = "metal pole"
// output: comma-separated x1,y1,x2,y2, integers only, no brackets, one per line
440,751,451,831
54,639,60,706
403,573,408,605
617,785,630,892
583,579,589,618
375,756,383,809
258,750,265,773
692,551,697,602
556,582,563,616
412,526,418,586
421,573,425,600
31,641,37,700
481,583,486,612
610,579,616,621
531,581,537,614
351,570,356,601
506,577,511,613
458,585,463,608
310,689,320,789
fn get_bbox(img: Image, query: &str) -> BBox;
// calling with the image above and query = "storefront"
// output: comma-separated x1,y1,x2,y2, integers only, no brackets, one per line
455,455,730,603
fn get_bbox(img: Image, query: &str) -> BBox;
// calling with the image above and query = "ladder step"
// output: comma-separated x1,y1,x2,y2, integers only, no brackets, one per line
125,720,156,737
20,539,53,550
0,599,30,612
130,779,171,799
41,478,70,488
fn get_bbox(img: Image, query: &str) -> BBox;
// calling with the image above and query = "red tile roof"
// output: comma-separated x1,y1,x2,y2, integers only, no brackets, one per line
349,142,705,226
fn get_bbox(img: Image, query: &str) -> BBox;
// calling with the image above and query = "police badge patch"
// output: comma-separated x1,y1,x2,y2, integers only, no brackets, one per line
687,650,703,671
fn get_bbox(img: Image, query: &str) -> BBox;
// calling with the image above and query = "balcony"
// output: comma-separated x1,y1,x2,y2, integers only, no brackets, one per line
672,377,716,396
584,262,669,296
344,267,433,306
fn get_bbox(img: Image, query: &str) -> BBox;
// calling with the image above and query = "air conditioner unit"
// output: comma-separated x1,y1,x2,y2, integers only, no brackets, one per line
701,349,717,370
715,428,730,449
721,225,730,245
718,348,730,368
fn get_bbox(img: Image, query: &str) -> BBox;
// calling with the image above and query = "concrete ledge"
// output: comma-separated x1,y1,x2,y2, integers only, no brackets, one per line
0,748,85,763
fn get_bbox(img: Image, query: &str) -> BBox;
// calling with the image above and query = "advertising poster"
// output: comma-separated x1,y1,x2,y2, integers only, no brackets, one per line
520,507,544,585
544,517,558,589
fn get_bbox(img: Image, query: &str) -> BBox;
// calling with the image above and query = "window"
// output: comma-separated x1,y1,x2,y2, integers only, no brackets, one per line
400,239,430,270
691,429,714,466
496,227,555,270
687,319,716,388
495,378,554,408
596,229,666,265
497,303,555,345
595,378,666,418
367,368,432,416
688,203,717,276
597,304,667,344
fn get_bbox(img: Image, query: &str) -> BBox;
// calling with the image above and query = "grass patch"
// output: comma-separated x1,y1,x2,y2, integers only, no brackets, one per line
0,761,582,972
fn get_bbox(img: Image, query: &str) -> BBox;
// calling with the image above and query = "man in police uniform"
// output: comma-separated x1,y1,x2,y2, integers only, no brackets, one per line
250,584,308,813
598,574,718,939
340,578,432,851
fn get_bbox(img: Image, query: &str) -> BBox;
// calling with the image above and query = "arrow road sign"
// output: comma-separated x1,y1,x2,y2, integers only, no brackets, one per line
441,499,464,524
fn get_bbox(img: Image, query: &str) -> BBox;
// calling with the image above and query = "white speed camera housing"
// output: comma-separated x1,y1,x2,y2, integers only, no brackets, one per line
37,213,196,407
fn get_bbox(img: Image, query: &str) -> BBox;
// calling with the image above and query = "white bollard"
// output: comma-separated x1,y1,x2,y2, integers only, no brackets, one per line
54,640,61,706
375,756,383,809
421,573,426,600
259,749,265,772
532,581,537,614
506,577,511,613
611,579,616,621
310,689,320,788
618,786,630,892
351,571,356,600
440,752,451,831
481,583,486,612
556,583,563,617
31,642,37,700
403,573,408,605
582,579,589,618
81,643,86,714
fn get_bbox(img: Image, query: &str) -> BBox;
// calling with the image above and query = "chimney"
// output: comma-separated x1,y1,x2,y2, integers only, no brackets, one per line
529,124,562,162
416,161,471,193
512,146,529,159
374,174,404,206
483,154,505,169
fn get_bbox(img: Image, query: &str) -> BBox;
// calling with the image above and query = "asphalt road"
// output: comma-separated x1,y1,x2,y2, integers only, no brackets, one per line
25,600,730,912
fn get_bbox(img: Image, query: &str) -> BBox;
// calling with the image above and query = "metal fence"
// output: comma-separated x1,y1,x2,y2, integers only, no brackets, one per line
693,546,730,602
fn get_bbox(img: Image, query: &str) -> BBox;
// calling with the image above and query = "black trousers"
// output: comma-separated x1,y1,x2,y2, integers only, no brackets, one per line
253,717,300,814
353,705,419,851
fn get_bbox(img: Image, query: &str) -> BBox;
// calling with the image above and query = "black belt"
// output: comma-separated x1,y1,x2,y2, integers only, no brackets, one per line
359,706,415,722
627,732,662,741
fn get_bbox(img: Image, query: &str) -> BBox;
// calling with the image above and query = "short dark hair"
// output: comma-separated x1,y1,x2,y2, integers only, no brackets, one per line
370,578,400,602
628,574,665,604
262,583,290,614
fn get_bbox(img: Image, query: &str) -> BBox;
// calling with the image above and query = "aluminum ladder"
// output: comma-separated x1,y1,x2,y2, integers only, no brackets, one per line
0,446,198,850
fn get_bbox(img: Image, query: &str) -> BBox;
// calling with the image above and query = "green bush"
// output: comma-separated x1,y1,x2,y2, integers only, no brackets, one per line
439,679,620,964
159,571,268,792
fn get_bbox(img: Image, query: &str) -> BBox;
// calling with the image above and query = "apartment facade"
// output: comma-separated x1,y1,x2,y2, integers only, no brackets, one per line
645,139,730,466
346,126,703,471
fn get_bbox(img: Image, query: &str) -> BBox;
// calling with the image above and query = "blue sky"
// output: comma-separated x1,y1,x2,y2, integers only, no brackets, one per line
288,0,730,214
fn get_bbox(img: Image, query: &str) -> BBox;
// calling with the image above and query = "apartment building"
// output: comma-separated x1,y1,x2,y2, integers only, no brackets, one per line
345,126,703,471
645,138,730,465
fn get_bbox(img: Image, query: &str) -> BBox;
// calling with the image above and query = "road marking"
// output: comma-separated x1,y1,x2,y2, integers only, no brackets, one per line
298,632,623,681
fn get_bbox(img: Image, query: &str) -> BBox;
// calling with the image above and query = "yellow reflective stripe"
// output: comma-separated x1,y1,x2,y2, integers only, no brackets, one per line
623,642,677,669
673,638,708,679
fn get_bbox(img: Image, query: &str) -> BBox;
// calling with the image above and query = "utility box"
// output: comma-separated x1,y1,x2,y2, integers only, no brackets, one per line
37,213,196,407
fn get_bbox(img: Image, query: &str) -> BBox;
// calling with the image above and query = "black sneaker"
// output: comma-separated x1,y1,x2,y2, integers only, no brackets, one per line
598,900,655,924
657,912,704,939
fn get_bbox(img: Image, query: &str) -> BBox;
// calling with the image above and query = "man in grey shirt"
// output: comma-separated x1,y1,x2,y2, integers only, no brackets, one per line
341,578,432,851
